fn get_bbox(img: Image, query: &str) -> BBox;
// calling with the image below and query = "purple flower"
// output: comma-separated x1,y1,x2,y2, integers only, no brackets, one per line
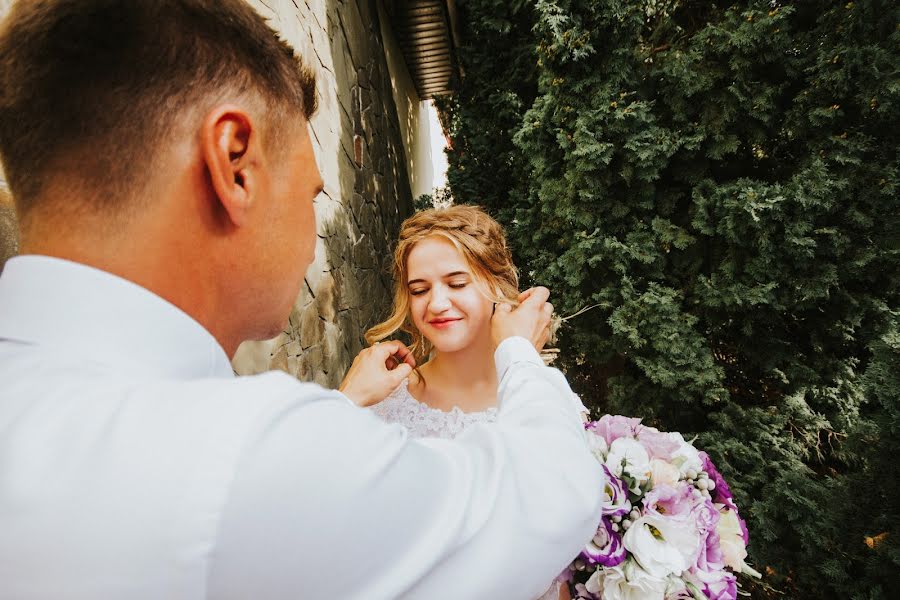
695,526,725,573
589,415,642,446
665,586,695,600
699,451,735,508
699,452,750,546
637,427,682,461
642,484,695,520
687,564,738,600
704,570,738,600
601,465,630,517
690,497,724,571
692,498,721,536
573,582,600,600
738,512,750,545
581,517,626,567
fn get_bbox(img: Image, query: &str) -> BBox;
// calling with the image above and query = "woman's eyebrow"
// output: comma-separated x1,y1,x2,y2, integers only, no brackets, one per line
407,271,470,286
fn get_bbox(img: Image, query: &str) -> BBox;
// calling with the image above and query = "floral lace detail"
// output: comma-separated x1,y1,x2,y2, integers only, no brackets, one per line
369,379,498,440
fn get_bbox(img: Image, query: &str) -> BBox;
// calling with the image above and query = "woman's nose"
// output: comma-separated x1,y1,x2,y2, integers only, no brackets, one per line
429,286,452,312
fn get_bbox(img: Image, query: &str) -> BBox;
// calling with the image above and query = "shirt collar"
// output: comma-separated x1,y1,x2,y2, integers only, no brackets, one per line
0,255,234,380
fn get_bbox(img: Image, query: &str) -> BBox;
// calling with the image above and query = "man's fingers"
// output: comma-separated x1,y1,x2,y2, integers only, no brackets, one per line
520,286,549,306
373,339,405,358
495,302,513,315
536,329,549,351
372,340,416,369
392,345,416,368
389,362,413,383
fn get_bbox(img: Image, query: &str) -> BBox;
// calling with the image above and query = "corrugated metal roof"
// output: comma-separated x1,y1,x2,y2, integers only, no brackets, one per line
387,0,460,99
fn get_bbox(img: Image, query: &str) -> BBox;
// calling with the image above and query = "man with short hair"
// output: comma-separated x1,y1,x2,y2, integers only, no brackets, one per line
0,1,603,598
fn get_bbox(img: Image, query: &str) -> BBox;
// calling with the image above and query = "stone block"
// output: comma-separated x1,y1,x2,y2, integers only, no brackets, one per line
300,302,325,349
302,344,324,381
270,344,290,375
357,66,370,89
313,273,337,322
285,339,302,358
337,0,368,68
351,235,377,270
353,134,366,169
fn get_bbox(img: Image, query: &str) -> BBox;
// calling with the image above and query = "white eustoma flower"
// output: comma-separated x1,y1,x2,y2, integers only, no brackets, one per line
586,559,668,600
605,437,651,492
666,432,703,477
622,514,701,579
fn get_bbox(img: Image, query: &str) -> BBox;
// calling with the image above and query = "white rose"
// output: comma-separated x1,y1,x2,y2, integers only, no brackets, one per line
666,433,703,476
586,560,668,600
649,458,681,488
716,509,748,572
605,437,651,492
623,514,701,579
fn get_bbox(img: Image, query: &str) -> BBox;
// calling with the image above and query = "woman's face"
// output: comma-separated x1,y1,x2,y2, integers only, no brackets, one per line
405,236,495,355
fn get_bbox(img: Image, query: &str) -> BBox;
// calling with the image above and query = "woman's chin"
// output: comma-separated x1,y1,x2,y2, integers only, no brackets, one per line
427,336,471,355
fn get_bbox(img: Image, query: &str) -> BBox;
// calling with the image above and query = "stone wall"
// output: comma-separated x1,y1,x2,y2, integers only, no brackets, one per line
0,0,419,387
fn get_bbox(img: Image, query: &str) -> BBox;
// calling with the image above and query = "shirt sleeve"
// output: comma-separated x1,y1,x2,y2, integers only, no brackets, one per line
208,338,604,600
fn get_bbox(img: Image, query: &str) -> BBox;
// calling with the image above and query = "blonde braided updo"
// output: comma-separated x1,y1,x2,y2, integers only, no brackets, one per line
365,205,520,363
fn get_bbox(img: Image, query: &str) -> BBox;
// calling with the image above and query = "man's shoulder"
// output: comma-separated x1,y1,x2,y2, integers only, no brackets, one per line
154,370,352,417
219,369,339,400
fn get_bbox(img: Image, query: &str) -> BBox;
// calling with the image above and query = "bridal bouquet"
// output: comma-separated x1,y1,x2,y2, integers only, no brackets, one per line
564,415,761,600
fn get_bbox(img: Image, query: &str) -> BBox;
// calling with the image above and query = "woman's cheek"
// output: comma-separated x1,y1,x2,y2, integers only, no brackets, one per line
409,297,427,329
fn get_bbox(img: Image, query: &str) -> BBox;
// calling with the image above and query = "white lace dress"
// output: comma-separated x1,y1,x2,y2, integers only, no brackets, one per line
370,379,563,600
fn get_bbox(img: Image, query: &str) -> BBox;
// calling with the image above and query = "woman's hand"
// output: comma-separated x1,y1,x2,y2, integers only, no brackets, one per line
339,340,416,407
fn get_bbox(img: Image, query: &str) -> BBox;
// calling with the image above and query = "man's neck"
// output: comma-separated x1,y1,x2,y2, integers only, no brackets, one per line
20,222,238,358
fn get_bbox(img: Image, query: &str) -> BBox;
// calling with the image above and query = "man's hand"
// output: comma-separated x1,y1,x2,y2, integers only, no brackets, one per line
339,340,416,407
492,286,553,351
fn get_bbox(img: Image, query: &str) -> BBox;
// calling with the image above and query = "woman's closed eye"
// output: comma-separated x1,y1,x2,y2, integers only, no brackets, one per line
410,281,467,295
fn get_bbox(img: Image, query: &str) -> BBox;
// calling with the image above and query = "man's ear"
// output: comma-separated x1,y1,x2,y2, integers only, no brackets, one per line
201,105,260,228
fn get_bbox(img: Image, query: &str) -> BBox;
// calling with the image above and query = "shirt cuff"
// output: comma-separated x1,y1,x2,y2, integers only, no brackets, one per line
494,336,543,381
336,391,359,408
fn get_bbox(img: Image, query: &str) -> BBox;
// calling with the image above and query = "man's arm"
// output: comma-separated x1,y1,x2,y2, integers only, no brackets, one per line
207,338,603,600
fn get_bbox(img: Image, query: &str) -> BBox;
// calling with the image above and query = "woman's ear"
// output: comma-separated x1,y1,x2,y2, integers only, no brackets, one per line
201,105,259,228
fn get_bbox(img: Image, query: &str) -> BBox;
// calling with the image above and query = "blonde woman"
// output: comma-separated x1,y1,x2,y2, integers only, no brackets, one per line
366,205,580,600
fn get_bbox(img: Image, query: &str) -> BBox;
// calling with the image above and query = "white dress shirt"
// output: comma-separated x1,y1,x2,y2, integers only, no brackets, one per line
0,256,603,600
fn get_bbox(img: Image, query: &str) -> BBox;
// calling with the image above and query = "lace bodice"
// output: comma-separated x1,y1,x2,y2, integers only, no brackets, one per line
369,379,564,600
369,379,498,439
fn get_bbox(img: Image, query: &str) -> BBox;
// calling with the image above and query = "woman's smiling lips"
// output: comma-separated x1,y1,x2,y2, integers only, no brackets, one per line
428,317,463,329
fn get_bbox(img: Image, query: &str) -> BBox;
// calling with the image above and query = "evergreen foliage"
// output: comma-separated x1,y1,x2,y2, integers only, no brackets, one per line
438,0,899,596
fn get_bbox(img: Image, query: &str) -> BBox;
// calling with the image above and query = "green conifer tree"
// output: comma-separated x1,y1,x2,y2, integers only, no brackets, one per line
440,1,899,596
